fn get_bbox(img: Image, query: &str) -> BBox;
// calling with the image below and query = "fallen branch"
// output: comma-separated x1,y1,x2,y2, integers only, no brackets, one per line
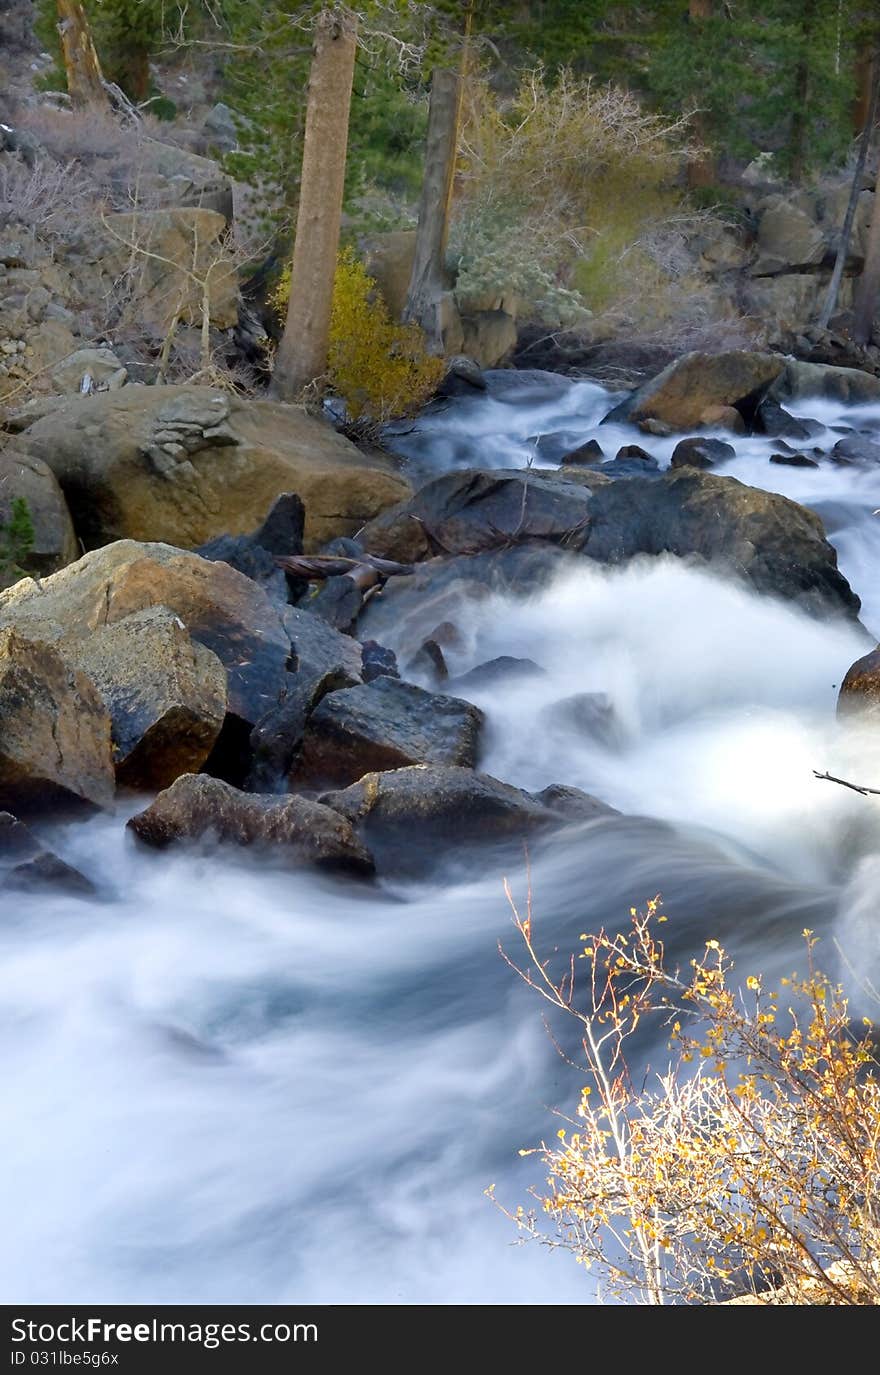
813,769,880,797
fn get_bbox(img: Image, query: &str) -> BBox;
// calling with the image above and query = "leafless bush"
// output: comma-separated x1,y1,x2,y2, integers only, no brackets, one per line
0,153,97,231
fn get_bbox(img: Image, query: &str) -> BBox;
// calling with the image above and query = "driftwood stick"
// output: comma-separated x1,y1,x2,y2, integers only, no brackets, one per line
813,769,880,797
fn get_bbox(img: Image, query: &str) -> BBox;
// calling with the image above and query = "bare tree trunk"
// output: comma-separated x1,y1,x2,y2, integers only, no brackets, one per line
56,0,109,109
270,8,357,402
819,60,880,329
404,6,473,351
853,175,880,343
686,0,716,189
853,48,876,134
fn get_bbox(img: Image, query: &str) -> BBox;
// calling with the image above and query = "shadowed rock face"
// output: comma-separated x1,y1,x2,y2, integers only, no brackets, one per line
0,812,96,896
581,468,861,622
295,677,485,790
127,774,375,878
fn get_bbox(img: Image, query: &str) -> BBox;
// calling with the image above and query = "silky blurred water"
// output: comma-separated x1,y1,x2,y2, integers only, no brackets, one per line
4,372,880,1303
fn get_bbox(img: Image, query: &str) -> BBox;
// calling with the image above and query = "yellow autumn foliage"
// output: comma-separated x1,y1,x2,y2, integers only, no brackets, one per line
272,248,444,425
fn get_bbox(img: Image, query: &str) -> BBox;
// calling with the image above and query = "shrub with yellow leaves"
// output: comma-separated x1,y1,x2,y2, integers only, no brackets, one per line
491,891,880,1305
271,247,445,429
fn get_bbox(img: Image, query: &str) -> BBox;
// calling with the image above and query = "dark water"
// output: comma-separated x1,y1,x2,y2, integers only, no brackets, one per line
4,374,880,1302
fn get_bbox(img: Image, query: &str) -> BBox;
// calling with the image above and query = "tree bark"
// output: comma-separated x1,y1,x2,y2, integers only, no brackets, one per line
403,65,463,349
270,8,357,402
853,165,880,344
686,0,715,189
818,59,880,329
56,0,109,109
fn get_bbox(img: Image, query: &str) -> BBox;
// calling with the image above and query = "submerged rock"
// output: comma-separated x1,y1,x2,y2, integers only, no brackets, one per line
0,811,96,895
128,774,375,877
670,437,736,470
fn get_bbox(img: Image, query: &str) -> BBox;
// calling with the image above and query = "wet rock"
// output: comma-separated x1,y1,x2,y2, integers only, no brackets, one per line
831,435,880,466
447,656,546,693
561,438,604,465
837,646,880,721
295,677,484,789
0,811,96,895
670,437,736,470
0,627,115,813
533,783,620,820
768,360,880,406
404,638,449,683
540,693,623,748
318,765,583,874
754,398,822,441
603,351,785,431
361,641,399,683
358,468,593,562
582,468,860,621
769,452,819,469
127,774,375,877
10,386,410,551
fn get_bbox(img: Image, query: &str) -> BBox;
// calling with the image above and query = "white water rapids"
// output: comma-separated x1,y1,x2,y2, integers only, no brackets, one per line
4,371,880,1303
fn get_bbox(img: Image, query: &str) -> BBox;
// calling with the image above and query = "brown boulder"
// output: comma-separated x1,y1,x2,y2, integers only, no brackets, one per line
603,351,785,430
11,386,411,551
0,626,115,812
0,448,78,578
837,646,880,720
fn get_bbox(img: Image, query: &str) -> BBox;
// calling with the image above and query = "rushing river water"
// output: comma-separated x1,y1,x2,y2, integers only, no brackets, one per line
4,371,880,1304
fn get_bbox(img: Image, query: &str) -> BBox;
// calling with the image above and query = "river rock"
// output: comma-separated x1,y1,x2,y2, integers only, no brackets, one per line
127,774,375,877
358,469,594,562
837,646,880,720
603,351,785,430
0,812,95,895
197,492,306,605
561,439,604,465
319,765,613,874
670,437,736,470
769,452,819,468
0,541,291,735
0,449,78,578
582,468,860,620
0,626,115,813
768,360,880,405
9,386,411,551
532,783,620,820
295,677,484,789
69,607,228,790
447,657,546,693
539,693,623,748
831,435,880,466
754,398,821,441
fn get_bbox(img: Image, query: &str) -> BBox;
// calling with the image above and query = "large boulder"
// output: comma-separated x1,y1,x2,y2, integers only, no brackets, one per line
127,774,375,877
602,351,786,431
295,677,484,789
320,765,616,875
68,607,228,790
750,196,827,275
99,208,238,334
582,468,860,620
837,646,880,720
9,386,411,551
739,274,820,336
0,539,291,742
0,626,115,812
358,469,595,562
0,448,77,577
768,359,880,405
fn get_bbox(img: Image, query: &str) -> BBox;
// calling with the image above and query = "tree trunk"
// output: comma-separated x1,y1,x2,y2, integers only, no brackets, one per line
403,66,463,349
789,0,816,184
853,48,876,134
818,59,880,329
686,0,715,189
269,8,358,402
853,169,880,344
56,0,109,109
